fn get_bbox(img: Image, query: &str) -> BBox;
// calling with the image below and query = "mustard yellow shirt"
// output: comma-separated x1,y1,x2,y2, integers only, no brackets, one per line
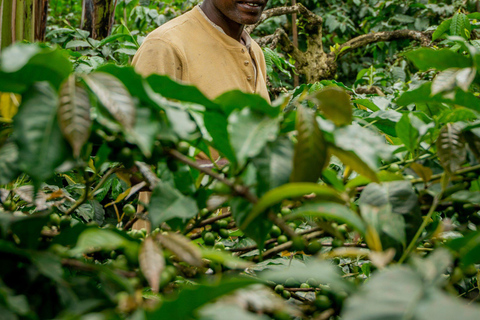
132,6,270,102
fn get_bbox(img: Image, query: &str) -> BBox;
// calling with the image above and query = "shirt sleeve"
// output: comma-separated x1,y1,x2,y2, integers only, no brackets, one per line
131,38,184,81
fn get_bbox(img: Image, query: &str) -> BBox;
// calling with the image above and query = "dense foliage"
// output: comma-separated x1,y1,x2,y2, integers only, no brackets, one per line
2,1,480,319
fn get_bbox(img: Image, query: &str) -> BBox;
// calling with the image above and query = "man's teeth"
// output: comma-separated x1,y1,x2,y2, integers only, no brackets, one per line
246,3,260,7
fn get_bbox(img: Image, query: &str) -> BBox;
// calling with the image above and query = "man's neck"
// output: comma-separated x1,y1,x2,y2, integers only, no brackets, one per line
199,2,244,42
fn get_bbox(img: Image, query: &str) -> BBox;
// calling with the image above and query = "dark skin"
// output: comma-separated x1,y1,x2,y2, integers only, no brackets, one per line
200,0,269,41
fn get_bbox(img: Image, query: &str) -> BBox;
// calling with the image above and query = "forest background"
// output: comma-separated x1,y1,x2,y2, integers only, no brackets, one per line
2,0,480,319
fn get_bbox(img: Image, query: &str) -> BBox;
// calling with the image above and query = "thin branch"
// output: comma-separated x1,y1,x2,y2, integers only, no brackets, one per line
168,149,258,203
185,212,232,234
337,29,430,60
246,3,322,34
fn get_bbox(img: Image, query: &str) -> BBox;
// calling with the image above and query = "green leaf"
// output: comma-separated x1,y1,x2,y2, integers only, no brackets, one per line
0,43,72,93
13,83,70,189
431,68,475,95
253,136,294,197
448,231,480,265
342,265,480,320
215,90,279,118
148,180,198,229
332,123,392,177
260,260,352,292
58,75,92,158
288,202,366,235
241,183,344,230
397,83,480,112
432,19,452,41
312,86,353,126
290,106,328,183
0,142,20,185
358,181,422,243
227,108,279,167
147,74,219,111
353,99,380,112
329,145,379,182
395,113,420,153
405,48,472,71
147,278,258,320
437,123,466,173
231,197,272,252
204,111,237,162
158,232,202,267
450,12,471,40
84,72,136,130
71,228,138,255
364,110,402,137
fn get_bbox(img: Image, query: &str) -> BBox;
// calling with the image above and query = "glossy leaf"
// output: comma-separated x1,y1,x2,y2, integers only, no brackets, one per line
437,123,466,173
359,181,421,246
158,232,203,267
241,183,344,230
84,72,136,129
431,68,475,95
253,136,294,197
0,142,20,185
227,108,279,167
261,260,352,292
0,43,72,93
405,48,472,71
313,86,353,126
342,264,480,320
58,75,92,158
329,145,379,182
450,12,471,40
395,113,420,153
288,202,366,235
148,278,258,320
448,231,480,265
13,83,69,189
290,106,328,183
139,237,165,293
432,19,452,41
148,181,198,229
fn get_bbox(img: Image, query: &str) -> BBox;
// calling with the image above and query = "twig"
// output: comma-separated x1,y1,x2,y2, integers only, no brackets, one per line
398,190,443,264
231,227,323,253
168,149,258,203
254,231,324,261
185,212,232,234
65,172,91,215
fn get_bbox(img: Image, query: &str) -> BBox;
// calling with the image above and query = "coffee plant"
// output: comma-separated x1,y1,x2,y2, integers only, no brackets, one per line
2,1,480,320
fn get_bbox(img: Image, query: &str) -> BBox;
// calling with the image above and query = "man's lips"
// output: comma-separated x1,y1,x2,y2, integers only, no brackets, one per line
237,1,265,9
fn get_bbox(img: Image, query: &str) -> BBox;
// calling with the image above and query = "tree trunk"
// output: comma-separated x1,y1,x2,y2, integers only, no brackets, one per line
82,0,116,39
34,0,49,41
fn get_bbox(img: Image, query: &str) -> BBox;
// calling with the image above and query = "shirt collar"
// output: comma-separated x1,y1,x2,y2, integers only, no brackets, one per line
196,5,251,50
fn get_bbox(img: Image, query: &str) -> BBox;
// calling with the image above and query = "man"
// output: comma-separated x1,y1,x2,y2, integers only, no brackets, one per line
131,1,271,230
132,0,270,101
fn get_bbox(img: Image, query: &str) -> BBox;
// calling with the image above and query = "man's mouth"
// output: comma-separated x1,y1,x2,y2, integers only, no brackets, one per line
238,1,264,8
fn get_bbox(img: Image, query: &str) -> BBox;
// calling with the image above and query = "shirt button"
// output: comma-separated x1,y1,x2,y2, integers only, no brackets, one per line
247,76,252,81
241,48,245,53
244,61,250,66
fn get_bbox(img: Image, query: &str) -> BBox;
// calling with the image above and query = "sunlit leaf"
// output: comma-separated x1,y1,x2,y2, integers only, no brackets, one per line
437,123,466,173
290,105,328,183
241,183,344,230
313,86,353,126
139,237,165,293
58,75,92,158
84,72,136,129
158,232,203,267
